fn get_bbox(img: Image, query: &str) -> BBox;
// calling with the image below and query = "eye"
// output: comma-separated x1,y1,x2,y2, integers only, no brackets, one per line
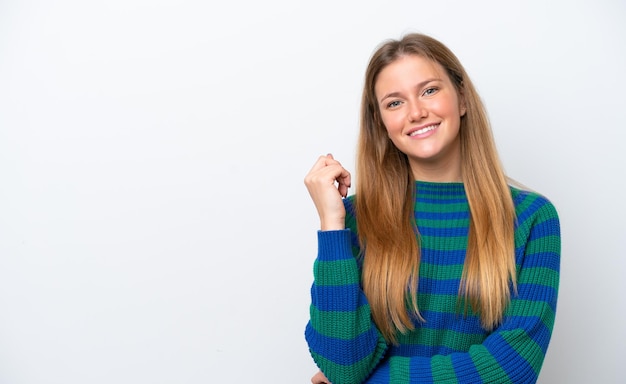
386,100,402,108
422,87,438,96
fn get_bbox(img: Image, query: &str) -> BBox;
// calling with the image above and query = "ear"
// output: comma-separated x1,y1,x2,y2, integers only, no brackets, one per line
455,80,467,116
459,92,467,117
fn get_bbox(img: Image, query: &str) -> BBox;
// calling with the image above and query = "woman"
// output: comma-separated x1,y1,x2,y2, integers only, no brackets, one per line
304,33,561,384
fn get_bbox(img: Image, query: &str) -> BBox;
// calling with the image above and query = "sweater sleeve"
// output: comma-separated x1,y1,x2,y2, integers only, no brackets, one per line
368,196,561,383
304,228,389,384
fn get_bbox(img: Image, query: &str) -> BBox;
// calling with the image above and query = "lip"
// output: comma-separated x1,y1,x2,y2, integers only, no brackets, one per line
407,123,440,137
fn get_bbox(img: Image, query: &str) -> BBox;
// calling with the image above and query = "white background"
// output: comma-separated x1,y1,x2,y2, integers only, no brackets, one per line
1,0,624,383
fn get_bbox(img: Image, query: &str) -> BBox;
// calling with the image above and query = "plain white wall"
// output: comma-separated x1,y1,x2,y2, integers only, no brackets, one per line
1,0,624,383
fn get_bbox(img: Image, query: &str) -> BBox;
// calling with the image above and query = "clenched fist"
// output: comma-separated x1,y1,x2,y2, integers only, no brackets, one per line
303,154,351,231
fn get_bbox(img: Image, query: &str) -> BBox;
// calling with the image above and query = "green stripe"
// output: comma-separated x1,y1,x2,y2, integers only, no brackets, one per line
431,354,459,383
517,267,559,287
416,293,477,315
397,327,485,351
388,356,411,384
415,202,469,213
310,353,376,383
525,236,560,254
420,263,465,279
514,192,540,215
506,300,556,329
314,259,360,286
309,305,373,340
310,339,388,384
420,236,468,251
418,218,470,228
470,344,512,383
501,329,543,375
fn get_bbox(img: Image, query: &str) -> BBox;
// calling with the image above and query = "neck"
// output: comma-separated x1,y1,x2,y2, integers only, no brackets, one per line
408,156,462,182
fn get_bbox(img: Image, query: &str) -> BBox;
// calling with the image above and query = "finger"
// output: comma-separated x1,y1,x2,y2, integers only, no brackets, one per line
305,154,346,186
323,153,342,167
335,169,351,198
320,164,350,184
307,154,340,175
304,155,351,199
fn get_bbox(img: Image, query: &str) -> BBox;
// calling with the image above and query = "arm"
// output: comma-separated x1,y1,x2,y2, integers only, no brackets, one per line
305,228,388,384
304,155,386,383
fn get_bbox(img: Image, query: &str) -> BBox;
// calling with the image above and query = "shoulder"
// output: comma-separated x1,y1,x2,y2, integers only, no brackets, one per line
510,186,559,219
509,185,560,243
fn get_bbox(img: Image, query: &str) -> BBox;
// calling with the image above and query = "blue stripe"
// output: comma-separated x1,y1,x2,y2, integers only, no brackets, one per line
498,317,553,355
417,277,461,295
451,352,482,383
515,250,560,270
528,219,560,240
418,226,469,237
516,196,550,222
343,196,355,213
417,181,464,191
417,197,468,204
349,230,361,252
394,343,463,357
485,332,537,382
516,283,558,303
421,249,467,265
409,310,483,334
512,189,532,205
365,359,390,382
305,322,381,365
409,356,434,381
416,210,470,220
311,283,367,312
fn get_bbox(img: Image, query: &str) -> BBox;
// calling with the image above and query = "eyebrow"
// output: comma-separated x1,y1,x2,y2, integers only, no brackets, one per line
378,78,442,104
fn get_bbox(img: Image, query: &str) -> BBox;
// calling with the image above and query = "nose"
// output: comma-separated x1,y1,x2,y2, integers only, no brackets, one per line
408,99,426,121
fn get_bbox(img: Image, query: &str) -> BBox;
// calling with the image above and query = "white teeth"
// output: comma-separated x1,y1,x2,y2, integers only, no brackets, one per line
409,125,437,136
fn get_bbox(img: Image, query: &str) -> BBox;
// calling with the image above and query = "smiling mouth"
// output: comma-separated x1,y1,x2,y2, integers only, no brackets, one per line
408,123,439,137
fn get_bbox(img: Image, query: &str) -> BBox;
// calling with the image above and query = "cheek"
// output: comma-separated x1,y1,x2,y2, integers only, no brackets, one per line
435,97,462,117
380,113,403,134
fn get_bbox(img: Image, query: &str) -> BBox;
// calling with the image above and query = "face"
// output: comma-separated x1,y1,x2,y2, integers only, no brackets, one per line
374,55,466,181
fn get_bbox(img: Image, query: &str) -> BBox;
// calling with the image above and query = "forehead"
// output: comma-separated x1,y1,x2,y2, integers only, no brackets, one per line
375,55,448,91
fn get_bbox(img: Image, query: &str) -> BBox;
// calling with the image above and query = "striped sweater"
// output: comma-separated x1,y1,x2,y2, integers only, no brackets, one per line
305,181,560,383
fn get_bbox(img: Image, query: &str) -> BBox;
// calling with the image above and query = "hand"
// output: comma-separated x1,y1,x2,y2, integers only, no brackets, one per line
311,370,331,384
304,154,351,231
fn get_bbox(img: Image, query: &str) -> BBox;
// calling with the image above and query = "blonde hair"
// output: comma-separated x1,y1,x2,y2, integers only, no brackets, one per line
356,33,516,344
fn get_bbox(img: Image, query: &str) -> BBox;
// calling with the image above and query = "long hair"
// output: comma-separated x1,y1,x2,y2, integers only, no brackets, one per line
356,33,516,344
